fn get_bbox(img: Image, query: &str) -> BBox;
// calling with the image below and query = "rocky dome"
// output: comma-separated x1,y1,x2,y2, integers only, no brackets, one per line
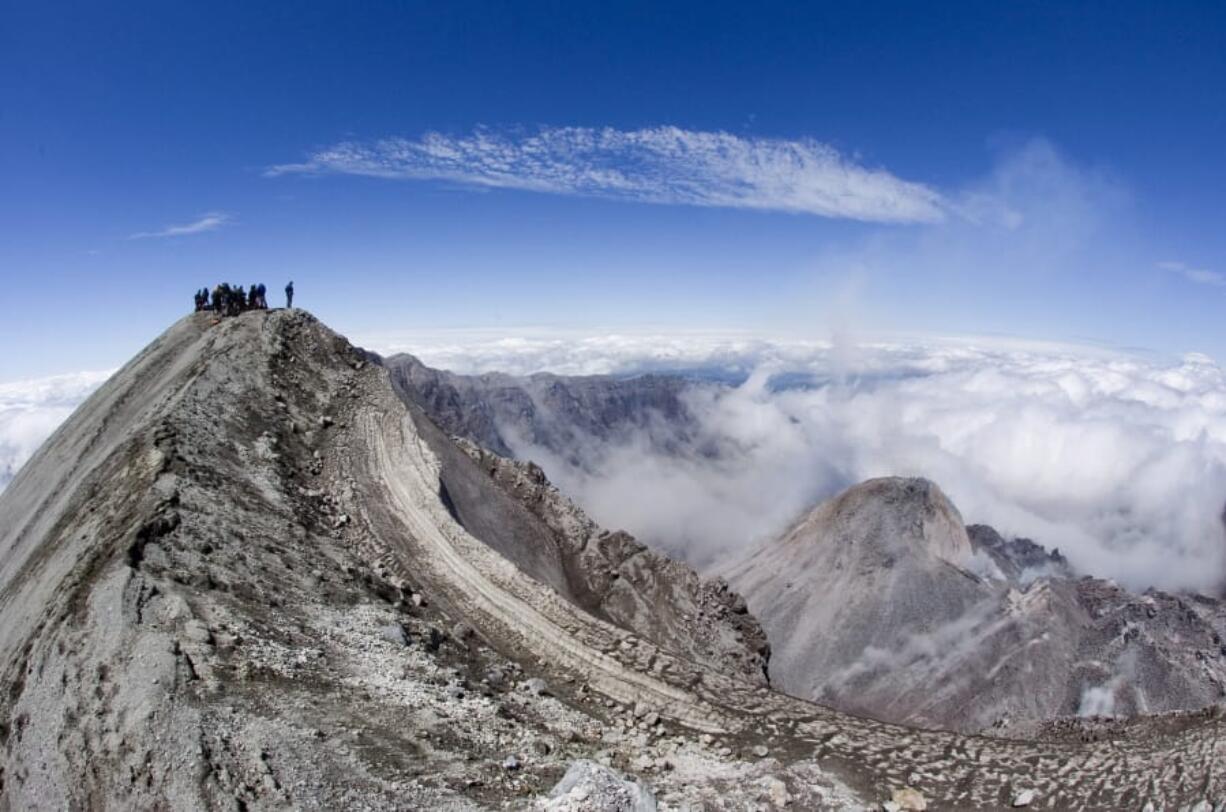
723,476,1226,733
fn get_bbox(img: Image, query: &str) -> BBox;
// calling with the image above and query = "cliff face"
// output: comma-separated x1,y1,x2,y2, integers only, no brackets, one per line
449,437,770,686
1,310,1224,810
384,352,697,464
723,477,1226,733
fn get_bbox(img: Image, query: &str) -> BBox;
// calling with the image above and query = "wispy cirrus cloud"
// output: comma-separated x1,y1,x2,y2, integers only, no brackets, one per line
1159,260,1226,287
267,126,946,223
128,211,233,239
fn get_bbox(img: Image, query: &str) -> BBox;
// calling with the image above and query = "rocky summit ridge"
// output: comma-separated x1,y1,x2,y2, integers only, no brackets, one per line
0,309,1224,810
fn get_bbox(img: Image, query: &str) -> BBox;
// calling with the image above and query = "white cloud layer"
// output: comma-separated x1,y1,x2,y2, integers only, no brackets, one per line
10,332,1226,595
268,126,946,223
129,211,232,239
386,331,1226,594
0,371,112,490
362,327,823,377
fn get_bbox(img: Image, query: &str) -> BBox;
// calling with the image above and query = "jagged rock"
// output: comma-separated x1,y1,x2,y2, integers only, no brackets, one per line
380,624,409,646
383,353,693,464
537,760,657,811
763,776,791,807
1012,788,1036,807
891,786,927,810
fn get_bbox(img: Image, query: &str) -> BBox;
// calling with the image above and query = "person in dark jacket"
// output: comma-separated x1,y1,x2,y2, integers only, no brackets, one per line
285,280,294,309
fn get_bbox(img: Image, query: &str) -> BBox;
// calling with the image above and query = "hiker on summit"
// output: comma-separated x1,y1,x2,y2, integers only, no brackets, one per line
285,280,294,309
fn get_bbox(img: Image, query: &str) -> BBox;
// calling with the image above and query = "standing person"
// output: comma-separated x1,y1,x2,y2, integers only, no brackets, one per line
285,280,294,309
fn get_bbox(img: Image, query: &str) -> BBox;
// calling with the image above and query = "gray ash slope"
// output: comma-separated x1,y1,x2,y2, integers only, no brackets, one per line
391,353,1226,735
0,310,1223,810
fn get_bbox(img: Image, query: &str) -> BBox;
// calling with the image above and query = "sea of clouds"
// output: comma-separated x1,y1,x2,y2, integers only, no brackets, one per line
0,370,113,490
390,332,1226,594
7,332,1226,595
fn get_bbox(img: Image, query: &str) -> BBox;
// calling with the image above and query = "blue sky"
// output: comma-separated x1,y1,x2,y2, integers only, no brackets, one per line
2,1,1225,379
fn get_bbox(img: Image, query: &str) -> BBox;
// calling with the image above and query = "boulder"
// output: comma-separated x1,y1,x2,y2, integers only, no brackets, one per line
537,760,656,811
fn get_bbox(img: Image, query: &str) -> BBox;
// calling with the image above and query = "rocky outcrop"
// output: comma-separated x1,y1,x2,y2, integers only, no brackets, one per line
537,760,657,811
724,477,1226,733
968,524,1073,583
451,438,769,686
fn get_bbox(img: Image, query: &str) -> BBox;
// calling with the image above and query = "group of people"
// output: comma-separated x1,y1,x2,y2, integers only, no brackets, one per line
193,281,294,316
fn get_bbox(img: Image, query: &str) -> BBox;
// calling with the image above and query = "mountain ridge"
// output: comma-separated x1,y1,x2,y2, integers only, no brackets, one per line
1,310,1223,809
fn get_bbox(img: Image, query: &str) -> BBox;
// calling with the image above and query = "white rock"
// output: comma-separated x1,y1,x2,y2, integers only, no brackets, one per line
763,776,791,807
538,760,656,811
1011,788,1036,807
379,624,408,646
891,787,927,811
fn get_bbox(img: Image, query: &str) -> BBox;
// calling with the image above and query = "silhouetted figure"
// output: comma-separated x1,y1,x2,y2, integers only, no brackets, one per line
285,280,294,309
196,281,273,318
